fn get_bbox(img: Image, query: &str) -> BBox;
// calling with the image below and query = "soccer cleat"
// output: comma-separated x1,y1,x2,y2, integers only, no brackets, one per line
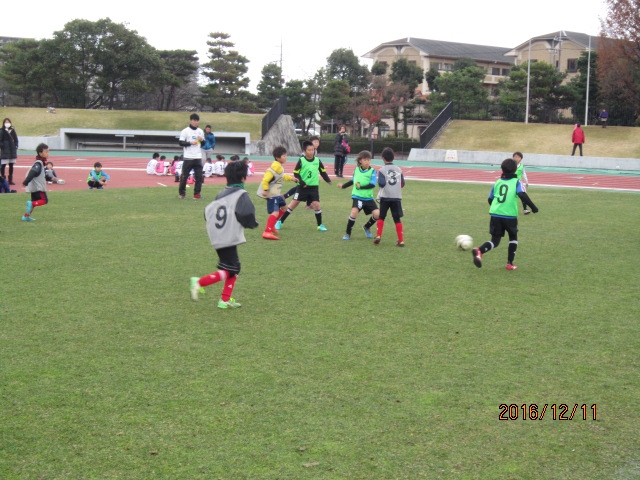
472,248,483,268
362,225,373,239
275,220,282,231
262,232,279,240
88,187,93,190
21,215,35,222
396,241,405,247
218,298,241,309
194,194,201,199
505,264,518,271
373,236,381,244
179,195,186,199
189,277,204,301
317,224,327,231
523,209,531,215
97,186,104,190
342,234,350,240
25,200,33,214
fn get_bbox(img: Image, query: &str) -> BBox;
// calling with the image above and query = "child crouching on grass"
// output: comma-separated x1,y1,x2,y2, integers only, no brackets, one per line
21,143,50,222
190,160,259,309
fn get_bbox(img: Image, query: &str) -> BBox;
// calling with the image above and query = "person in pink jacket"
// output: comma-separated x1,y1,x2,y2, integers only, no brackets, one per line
571,123,586,156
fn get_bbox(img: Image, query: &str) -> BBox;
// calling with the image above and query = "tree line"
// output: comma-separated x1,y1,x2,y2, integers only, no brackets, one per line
1,1,637,132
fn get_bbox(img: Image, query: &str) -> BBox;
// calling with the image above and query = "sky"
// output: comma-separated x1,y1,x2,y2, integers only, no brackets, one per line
3,0,608,93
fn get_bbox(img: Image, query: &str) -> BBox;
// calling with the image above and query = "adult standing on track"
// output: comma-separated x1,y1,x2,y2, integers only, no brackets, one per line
201,124,216,162
178,113,204,199
333,125,349,178
0,118,19,185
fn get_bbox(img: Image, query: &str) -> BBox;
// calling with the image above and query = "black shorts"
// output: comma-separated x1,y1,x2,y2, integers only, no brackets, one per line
293,186,320,204
31,191,48,204
379,199,403,220
351,198,378,215
489,216,518,238
216,245,241,276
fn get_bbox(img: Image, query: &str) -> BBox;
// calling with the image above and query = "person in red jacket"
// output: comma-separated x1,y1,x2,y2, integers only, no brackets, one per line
571,123,586,156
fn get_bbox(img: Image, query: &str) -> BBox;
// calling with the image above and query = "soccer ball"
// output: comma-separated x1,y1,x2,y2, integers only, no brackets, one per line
455,234,473,251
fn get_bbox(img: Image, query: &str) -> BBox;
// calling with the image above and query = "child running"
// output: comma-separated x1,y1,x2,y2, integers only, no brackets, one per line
21,143,50,221
472,158,539,271
337,150,379,241
276,140,332,232
258,146,298,240
190,160,259,309
512,151,531,214
374,147,405,246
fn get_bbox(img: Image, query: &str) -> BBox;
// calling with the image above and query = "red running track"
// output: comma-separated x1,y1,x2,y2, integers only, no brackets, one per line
11,154,640,193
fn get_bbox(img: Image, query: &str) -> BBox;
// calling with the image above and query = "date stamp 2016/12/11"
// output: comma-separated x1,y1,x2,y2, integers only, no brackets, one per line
499,404,597,421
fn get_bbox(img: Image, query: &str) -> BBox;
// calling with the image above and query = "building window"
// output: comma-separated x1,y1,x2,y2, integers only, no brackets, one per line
501,68,510,76
443,63,453,71
567,58,577,73
491,67,501,75
409,60,416,65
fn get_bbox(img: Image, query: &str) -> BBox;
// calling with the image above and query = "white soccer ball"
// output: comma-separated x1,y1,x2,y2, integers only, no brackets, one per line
455,234,473,251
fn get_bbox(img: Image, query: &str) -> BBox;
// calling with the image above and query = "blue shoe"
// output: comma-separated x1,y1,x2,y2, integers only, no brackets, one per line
275,220,282,231
362,225,373,239
317,224,327,232
25,200,33,214
342,234,350,240
21,215,35,222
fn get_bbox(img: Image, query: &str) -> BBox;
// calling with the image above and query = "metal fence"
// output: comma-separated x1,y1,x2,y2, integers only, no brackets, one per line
261,98,287,139
420,102,453,148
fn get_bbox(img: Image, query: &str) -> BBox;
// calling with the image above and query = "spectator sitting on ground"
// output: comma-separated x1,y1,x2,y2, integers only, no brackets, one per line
146,152,160,174
44,161,65,184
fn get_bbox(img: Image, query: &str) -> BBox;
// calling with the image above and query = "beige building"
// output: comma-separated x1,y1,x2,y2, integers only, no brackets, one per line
505,31,598,79
363,37,515,96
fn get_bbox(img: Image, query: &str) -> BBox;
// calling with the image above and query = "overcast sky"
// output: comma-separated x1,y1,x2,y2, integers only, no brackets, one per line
4,0,608,92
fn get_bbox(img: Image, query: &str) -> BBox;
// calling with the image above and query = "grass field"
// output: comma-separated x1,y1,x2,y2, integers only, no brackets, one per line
1,180,638,479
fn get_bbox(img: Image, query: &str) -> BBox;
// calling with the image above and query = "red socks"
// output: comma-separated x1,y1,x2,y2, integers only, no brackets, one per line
198,270,228,287
221,275,238,301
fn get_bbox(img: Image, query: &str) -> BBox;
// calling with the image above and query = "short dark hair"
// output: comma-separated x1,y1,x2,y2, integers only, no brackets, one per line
302,140,314,150
381,147,395,163
273,146,287,159
36,143,48,154
190,113,200,121
205,124,212,129
230,155,240,162
224,158,248,184
309,135,320,143
501,158,517,175
94,161,102,169
513,151,523,159
153,152,160,158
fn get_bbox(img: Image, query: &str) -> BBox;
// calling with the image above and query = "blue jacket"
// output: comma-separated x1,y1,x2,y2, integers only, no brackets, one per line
202,132,216,150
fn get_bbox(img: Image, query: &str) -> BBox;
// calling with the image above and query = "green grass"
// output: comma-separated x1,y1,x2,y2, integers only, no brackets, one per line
0,107,263,139
1,182,639,479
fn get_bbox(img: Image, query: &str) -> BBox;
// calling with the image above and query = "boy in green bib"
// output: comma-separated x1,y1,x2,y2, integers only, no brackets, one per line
472,158,539,271
277,140,332,231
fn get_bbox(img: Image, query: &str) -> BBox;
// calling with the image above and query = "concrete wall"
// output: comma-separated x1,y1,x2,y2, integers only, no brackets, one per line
408,148,640,171
19,129,251,155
